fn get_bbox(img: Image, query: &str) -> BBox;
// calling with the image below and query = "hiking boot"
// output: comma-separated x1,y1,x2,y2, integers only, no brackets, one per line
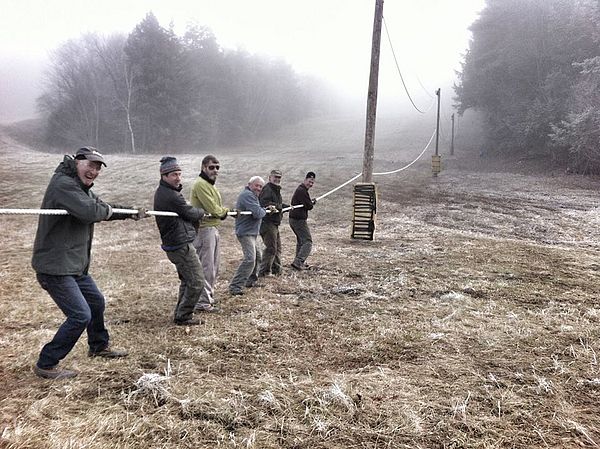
291,262,306,271
229,290,244,296
245,281,264,288
88,345,128,358
33,364,78,379
195,304,221,313
174,318,202,326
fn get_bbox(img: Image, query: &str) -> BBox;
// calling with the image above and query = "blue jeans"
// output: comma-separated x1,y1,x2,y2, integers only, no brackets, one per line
36,273,109,369
229,235,261,293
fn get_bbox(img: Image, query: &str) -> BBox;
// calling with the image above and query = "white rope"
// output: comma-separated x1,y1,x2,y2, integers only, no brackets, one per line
316,172,363,201
280,129,435,212
373,129,436,175
0,208,255,218
0,131,437,218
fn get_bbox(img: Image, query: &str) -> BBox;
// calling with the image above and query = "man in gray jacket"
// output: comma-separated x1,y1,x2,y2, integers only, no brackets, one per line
32,147,145,380
229,176,275,295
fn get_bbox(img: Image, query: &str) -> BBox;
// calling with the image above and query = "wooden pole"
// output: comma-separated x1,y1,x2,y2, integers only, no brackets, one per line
435,88,441,156
362,0,384,183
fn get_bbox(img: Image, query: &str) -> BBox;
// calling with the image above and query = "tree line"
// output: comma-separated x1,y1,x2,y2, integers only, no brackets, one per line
454,0,600,173
38,12,335,153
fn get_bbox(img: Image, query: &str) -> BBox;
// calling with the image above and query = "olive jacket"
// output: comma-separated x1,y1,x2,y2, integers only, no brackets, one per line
32,155,126,276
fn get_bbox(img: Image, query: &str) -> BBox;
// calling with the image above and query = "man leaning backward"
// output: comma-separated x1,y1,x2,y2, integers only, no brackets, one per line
154,156,207,326
32,147,147,380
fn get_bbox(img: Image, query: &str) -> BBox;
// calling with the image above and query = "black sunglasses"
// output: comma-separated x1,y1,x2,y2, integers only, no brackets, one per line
207,165,220,171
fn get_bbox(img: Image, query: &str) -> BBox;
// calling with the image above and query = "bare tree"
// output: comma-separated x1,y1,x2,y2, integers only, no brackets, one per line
87,34,137,153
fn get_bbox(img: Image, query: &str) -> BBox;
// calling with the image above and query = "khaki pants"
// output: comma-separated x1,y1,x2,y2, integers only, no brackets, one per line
193,226,220,305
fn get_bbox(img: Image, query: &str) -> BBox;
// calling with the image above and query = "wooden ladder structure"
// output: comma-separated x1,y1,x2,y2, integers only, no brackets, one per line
351,183,377,240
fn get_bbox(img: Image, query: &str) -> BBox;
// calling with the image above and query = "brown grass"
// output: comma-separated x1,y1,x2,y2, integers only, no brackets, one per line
1,119,600,448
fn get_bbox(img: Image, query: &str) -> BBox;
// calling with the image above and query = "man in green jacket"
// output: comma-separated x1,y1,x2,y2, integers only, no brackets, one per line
189,155,230,312
31,147,145,379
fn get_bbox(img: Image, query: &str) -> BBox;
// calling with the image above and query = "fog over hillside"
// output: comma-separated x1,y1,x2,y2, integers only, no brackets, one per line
0,1,485,126
0,56,44,122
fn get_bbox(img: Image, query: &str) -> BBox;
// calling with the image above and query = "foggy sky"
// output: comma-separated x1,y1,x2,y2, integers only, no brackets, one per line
0,0,484,123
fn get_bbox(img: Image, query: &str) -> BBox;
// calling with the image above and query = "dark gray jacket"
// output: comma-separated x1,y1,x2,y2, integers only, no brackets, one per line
289,184,313,220
32,155,125,275
259,182,288,227
154,179,205,250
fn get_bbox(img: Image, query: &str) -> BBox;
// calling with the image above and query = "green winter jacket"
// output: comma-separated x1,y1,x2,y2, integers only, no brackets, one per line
32,155,123,275
189,173,229,228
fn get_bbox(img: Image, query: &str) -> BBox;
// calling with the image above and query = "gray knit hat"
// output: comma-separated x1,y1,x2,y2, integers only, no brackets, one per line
159,156,181,175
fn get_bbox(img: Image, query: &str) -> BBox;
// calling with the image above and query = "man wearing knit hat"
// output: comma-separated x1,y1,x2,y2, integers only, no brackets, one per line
289,171,317,270
154,156,207,325
189,155,230,312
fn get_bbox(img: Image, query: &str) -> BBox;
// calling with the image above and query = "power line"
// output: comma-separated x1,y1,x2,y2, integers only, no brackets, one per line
382,16,432,114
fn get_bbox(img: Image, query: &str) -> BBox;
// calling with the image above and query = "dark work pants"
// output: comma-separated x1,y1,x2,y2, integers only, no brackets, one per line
165,243,204,322
289,217,312,266
36,273,110,369
259,221,282,275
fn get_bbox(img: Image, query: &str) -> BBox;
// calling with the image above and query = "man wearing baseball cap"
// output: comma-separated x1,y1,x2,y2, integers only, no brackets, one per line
31,146,147,379
289,171,317,270
258,169,289,277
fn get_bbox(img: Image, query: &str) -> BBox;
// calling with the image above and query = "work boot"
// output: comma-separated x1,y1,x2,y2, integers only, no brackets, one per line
174,318,202,326
88,345,129,358
195,304,221,313
33,364,78,379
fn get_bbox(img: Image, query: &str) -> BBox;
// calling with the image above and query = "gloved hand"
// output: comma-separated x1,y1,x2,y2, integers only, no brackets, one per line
266,205,278,214
311,198,318,205
132,207,149,220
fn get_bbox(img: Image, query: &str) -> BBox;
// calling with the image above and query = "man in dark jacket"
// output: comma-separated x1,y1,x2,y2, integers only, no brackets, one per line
289,171,317,270
154,156,208,325
258,169,289,277
32,147,144,380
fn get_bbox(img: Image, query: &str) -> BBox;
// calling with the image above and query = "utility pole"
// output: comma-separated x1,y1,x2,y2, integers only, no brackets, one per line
432,88,442,176
361,0,384,183
435,88,441,156
450,113,455,156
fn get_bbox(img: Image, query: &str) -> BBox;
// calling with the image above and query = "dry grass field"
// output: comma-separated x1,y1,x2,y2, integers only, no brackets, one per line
1,117,600,448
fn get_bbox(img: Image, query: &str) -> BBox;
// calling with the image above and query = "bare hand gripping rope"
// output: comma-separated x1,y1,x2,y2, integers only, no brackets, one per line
0,129,435,218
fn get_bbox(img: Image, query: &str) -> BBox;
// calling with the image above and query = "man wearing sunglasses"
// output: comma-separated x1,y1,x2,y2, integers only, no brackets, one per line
190,155,230,312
